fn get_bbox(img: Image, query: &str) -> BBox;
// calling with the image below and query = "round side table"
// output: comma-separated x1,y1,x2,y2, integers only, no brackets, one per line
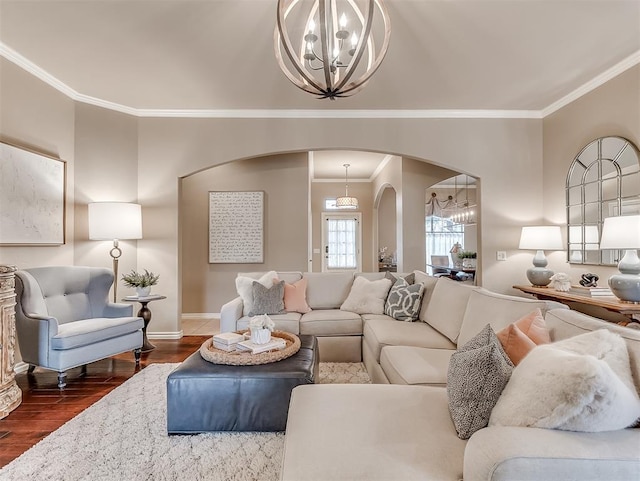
123,295,166,352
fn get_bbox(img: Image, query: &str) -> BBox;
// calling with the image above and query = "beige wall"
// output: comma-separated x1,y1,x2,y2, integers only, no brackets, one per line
0,58,76,268
542,64,640,322
73,103,141,298
180,153,309,313
3,56,559,335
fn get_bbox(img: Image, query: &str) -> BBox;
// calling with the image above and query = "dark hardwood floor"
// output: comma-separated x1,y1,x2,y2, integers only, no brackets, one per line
0,336,208,468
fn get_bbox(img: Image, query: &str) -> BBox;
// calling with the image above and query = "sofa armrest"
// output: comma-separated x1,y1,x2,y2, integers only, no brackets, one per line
103,302,134,318
15,313,60,366
220,296,243,333
464,426,640,481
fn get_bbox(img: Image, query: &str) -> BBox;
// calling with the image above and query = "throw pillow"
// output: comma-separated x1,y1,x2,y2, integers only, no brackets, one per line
489,329,640,432
340,276,393,315
235,271,278,316
447,324,514,440
248,280,286,317
496,309,551,365
384,278,425,321
282,277,311,314
385,271,416,285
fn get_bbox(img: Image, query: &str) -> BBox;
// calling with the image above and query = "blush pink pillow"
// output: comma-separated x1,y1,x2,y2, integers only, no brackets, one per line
283,277,311,314
497,309,551,365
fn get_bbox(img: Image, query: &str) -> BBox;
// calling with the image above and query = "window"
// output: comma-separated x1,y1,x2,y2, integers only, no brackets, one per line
425,215,464,269
323,213,361,271
325,198,338,210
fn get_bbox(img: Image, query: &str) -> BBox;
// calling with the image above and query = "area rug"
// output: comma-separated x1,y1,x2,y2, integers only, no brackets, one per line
0,362,370,481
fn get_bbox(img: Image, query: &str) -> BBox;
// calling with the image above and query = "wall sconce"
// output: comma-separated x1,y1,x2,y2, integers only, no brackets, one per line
88,202,142,302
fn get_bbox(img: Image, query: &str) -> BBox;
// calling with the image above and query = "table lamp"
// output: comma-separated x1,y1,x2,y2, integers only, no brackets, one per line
519,225,563,287
88,202,142,302
600,215,640,303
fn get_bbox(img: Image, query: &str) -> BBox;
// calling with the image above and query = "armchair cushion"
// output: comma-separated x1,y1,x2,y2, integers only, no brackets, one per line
51,316,143,350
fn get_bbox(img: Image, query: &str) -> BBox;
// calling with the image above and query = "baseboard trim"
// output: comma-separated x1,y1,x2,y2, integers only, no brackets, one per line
181,313,220,320
148,331,184,340
14,361,29,374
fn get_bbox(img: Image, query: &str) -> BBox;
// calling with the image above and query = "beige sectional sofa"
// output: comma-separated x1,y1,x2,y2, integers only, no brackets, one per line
221,270,411,362
221,270,640,480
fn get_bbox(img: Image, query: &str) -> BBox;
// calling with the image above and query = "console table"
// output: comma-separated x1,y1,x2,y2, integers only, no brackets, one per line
513,285,640,325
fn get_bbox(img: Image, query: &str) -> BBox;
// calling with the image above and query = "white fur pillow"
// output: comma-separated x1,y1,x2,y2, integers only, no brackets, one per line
340,276,392,315
489,329,640,432
235,271,278,316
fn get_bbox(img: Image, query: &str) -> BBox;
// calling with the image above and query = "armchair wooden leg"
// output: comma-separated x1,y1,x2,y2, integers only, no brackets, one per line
134,348,141,365
57,371,67,390
27,364,36,374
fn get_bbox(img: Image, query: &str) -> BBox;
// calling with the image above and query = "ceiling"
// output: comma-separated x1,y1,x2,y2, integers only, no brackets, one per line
1,0,638,114
1,1,638,179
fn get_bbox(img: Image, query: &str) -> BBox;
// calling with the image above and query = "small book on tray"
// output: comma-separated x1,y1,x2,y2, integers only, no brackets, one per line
236,338,287,355
213,332,245,345
213,340,237,352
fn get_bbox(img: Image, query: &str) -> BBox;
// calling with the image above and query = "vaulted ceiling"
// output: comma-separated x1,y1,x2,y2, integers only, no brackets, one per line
1,0,638,114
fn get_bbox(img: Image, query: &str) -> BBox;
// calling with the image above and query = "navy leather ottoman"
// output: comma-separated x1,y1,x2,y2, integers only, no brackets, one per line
166,334,318,433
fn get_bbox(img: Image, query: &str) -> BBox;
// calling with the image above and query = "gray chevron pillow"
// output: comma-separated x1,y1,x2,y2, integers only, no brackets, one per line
384,278,425,321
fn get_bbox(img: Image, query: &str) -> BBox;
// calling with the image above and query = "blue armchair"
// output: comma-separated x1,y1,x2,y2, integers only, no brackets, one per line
14,266,144,388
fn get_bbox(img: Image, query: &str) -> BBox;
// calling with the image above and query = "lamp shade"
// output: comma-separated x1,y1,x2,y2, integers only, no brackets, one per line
519,226,563,250
600,215,640,249
88,202,142,240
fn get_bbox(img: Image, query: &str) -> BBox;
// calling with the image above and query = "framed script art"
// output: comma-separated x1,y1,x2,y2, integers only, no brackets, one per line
0,142,66,245
209,191,264,263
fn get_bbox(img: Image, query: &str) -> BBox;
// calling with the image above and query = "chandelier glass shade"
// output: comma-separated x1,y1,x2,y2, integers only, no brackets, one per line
336,163,358,209
274,0,391,99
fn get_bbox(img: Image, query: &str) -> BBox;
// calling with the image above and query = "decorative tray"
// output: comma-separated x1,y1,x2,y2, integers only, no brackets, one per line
199,330,301,366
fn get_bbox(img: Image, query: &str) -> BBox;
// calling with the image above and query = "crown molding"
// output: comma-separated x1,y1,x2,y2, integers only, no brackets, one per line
541,49,640,117
1,41,638,120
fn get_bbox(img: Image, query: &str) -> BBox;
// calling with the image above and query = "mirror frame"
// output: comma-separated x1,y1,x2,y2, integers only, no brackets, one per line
566,136,640,266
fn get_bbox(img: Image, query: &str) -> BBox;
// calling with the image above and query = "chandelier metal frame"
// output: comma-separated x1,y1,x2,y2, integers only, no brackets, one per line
275,0,391,99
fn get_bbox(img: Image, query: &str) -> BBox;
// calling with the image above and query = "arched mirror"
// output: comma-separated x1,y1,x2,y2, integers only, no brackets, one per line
567,136,640,265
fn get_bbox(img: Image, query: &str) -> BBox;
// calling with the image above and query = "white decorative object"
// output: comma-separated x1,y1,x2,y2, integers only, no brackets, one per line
249,314,275,344
250,328,271,345
549,272,571,292
209,191,264,264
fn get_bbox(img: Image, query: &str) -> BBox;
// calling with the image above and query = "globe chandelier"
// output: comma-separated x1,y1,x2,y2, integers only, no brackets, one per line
275,0,391,99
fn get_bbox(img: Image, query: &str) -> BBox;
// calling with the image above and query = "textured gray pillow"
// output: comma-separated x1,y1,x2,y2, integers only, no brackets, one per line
384,278,425,321
248,280,285,316
447,324,514,439
385,271,415,285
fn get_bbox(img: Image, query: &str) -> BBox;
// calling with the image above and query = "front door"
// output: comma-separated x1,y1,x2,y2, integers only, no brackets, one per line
321,213,362,272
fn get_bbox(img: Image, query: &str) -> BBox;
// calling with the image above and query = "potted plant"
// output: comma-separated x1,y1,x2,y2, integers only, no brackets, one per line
121,269,159,297
457,251,477,269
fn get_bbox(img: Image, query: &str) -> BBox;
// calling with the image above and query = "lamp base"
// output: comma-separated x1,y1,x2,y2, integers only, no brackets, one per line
608,274,640,303
526,267,554,287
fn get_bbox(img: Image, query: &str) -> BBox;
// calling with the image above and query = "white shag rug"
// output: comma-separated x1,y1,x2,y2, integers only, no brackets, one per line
0,362,370,481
